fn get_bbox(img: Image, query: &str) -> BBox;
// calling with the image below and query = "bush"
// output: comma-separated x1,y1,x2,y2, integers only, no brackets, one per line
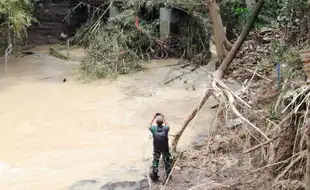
78,10,147,79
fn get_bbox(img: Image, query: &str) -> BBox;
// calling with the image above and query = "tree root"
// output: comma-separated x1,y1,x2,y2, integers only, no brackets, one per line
245,150,306,177
214,78,269,140
171,75,269,151
189,182,229,190
243,136,281,154
274,151,306,183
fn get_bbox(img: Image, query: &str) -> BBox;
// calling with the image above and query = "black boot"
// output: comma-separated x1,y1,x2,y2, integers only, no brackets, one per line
149,172,159,182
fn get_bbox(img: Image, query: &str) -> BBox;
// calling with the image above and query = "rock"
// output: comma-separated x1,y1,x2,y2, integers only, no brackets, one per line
227,118,244,129
69,179,149,190
38,3,44,9
259,27,273,34
175,166,181,171
249,44,254,50
69,179,102,190
227,77,235,83
263,36,272,43
249,57,256,63
264,49,270,54
214,135,229,142
256,46,264,53
241,46,248,53
100,179,149,190
60,32,68,39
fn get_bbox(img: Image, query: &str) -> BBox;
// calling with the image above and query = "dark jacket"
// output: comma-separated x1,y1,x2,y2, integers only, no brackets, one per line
149,125,170,152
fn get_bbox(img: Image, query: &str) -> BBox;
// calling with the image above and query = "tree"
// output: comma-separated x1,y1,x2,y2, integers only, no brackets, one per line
207,0,233,62
0,0,36,39
171,0,266,152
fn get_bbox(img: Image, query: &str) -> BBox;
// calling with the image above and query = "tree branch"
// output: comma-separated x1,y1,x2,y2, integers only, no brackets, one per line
274,151,306,183
243,136,281,154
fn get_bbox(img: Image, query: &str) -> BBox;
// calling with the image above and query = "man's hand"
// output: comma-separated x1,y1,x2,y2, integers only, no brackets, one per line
162,115,169,126
150,114,157,127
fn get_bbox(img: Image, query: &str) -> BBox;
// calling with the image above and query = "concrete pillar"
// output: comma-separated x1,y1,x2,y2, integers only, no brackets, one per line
160,8,171,39
160,8,179,39
109,5,120,18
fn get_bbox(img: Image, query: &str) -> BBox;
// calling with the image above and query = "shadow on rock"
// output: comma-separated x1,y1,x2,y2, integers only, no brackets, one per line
100,179,149,190
69,180,102,190
69,179,149,190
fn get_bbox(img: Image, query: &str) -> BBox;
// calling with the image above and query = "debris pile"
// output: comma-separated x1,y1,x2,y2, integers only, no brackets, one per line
221,26,309,189
71,0,212,79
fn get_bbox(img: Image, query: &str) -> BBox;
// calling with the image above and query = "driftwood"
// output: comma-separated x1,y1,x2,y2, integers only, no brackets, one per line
274,151,306,183
243,136,281,154
171,0,266,151
49,47,69,60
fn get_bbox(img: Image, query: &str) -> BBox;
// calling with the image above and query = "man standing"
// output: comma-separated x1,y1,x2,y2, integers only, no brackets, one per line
149,113,172,182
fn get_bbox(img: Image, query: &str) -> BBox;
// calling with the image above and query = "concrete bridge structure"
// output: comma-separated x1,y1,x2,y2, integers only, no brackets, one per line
27,0,184,45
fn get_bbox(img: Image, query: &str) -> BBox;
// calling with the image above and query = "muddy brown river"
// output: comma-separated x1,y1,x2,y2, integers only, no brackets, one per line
0,46,222,190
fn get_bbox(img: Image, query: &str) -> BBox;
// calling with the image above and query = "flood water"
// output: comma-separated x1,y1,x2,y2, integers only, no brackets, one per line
0,46,218,190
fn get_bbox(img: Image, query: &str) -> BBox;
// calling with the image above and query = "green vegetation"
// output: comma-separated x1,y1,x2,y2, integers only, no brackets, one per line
0,0,36,53
270,41,303,79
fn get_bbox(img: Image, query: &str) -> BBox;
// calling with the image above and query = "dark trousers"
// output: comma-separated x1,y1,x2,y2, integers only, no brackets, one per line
152,150,172,176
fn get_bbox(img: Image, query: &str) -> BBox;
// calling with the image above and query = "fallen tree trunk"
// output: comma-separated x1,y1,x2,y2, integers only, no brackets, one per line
171,89,213,150
171,0,266,152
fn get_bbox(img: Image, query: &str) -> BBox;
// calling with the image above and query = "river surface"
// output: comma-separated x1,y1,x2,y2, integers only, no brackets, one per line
0,46,219,190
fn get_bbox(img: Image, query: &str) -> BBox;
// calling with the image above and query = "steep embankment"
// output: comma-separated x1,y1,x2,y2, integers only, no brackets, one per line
27,0,89,45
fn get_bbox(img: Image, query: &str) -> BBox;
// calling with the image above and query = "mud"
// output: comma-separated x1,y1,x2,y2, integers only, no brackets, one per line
157,127,273,190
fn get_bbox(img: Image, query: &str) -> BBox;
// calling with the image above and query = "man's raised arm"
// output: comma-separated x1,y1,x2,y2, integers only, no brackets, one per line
149,114,156,128
162,115,170,131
